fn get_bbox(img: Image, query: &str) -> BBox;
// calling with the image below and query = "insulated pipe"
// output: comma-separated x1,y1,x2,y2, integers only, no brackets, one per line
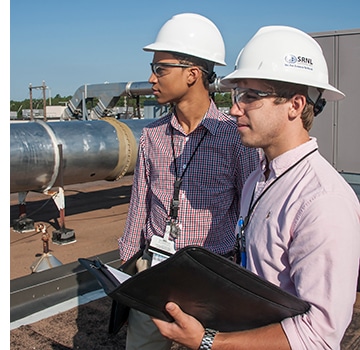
63,78,230,119
10,77,231,194
10,118,151,194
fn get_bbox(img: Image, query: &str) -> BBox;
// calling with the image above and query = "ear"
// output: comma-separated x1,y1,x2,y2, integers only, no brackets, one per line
187,66,201,85
289,94,306,119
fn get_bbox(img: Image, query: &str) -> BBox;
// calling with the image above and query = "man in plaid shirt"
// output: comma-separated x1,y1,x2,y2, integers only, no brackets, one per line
117,13,259,350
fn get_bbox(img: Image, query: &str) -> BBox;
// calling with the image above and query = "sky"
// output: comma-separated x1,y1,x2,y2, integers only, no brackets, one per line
8,0,360,102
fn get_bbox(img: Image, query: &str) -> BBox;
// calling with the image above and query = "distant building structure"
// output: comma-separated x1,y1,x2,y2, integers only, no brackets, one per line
46,106,67,119
143,100,170,119
112,106,136,119
22,109,42,120
20,106,66,120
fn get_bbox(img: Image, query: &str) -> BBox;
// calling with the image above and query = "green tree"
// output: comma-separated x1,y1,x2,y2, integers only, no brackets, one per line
214,92,232,107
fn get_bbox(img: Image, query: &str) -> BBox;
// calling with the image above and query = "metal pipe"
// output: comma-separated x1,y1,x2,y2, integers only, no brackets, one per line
10,118,151,194
62,78,231,119
10,77,231,194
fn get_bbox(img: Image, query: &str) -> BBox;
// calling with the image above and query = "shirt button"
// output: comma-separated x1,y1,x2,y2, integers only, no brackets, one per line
182,164,187,170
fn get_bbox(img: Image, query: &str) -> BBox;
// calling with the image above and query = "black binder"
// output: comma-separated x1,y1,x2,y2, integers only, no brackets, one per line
79,246,310,332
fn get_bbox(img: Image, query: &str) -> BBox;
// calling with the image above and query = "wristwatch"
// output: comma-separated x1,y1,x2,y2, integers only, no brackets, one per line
199,328,218,349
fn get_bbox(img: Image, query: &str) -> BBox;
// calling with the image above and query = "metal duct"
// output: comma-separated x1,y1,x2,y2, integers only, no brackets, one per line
10,118,152,194
62,77,230,119
63,81,153,119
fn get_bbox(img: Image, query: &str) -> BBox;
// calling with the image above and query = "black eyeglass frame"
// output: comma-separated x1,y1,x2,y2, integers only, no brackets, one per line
150,62,209,77
150,62,194,77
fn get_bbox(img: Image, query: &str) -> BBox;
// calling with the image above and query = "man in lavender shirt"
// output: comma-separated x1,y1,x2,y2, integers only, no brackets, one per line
152,26,360,349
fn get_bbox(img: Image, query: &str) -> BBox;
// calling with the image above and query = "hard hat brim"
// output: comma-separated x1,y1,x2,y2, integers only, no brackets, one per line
143,43,226,66
221,71,345,101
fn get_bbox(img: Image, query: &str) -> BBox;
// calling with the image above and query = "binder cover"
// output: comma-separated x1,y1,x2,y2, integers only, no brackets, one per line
79,246,310,332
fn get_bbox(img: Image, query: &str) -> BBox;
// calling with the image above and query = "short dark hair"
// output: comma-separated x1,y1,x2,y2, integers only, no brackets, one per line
171,52,216,88
262,79,315,131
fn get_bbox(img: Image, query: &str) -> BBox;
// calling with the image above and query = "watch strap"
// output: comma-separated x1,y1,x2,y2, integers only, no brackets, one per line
199,328,218,350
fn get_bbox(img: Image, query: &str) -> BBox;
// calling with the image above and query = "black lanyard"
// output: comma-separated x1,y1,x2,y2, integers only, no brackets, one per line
236,147,318,267
169,125,208,220
244,147,318,228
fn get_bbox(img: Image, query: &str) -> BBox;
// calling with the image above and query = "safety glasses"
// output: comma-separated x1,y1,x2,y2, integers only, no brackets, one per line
150,62,194,77
231,87,278,105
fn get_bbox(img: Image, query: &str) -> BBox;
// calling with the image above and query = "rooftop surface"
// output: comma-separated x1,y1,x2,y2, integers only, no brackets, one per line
10,176,360,349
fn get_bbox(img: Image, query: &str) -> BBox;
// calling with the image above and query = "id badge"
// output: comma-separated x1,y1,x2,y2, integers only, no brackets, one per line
148,222,176,266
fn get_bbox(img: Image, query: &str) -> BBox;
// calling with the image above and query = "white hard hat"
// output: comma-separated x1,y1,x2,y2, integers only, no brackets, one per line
222,25,344,101
143,13,226,66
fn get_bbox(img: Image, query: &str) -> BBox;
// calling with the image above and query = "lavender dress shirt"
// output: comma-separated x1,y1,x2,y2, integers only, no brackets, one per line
238,138,360,349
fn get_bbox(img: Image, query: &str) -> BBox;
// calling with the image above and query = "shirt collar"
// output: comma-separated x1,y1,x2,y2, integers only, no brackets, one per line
170,99,221,136
263,138,318,178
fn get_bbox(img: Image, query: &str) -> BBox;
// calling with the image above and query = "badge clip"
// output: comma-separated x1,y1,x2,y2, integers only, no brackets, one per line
149,222,176,266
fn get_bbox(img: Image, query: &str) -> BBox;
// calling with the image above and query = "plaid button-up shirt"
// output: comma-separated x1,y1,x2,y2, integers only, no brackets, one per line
118,100,259,261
